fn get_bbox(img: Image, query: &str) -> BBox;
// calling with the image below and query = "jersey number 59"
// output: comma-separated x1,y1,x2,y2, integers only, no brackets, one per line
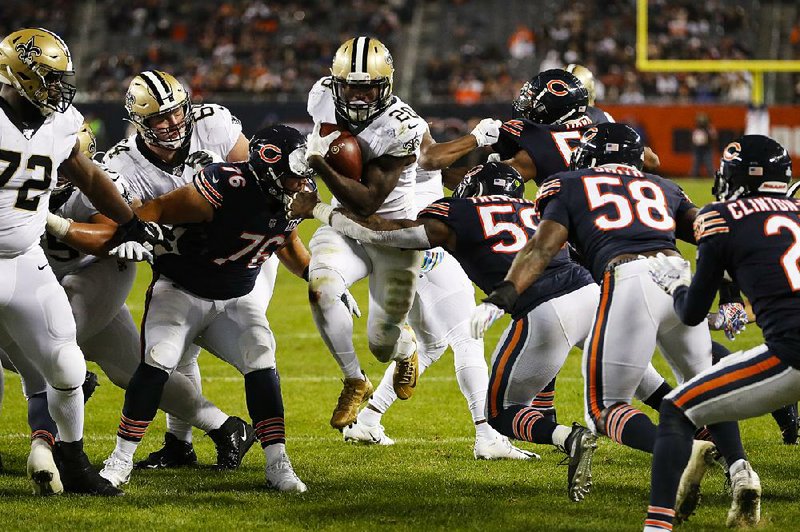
477,204,537,253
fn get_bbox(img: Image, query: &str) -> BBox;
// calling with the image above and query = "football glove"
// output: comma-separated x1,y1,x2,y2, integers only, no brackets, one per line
109,241,154,263
306,122,341,160
708,302,749,340
471,118,502,147
341,289,362,318
185,149,223,173
420,249,445,274
470,303,505,339
647,253,691,295
115,216,174,252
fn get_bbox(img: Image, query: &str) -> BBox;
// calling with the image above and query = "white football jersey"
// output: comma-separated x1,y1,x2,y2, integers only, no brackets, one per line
307,77,425,219
0,104,83,257
102,103,242,202
414,167,444,216
43,162,130,279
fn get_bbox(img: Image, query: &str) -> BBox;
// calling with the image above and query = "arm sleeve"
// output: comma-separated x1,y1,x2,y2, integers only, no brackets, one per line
672,239,726,325
192,167,225,209
493,120,525,160
327,211,431,249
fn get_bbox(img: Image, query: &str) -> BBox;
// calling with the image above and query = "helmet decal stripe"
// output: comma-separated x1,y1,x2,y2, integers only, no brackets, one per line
350,39,358,73
140,71,165,105
361,37,371,73
354,36,367,73
151,71,175,103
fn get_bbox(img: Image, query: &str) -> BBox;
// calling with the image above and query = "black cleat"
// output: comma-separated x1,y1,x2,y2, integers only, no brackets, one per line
82,371,100,403
776,403,800,445
134,432,197,470
563,423,598,502
207,416,256,469
53,440,123,496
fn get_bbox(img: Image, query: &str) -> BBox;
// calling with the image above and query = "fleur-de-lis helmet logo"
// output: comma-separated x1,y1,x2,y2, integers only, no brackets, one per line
15,36,42,65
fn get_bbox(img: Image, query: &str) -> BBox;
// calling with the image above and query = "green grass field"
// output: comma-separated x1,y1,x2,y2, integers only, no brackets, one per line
1,179,799,530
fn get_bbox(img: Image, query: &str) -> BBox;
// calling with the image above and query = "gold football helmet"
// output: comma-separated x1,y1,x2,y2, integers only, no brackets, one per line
565,64,596,106
330,37,394,125
125,70,192,150
0,28,76,115
77,122,97,158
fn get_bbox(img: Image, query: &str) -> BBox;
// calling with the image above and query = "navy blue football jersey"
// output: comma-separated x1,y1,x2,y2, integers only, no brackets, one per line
154,162,300,299
492,116,595,185
536,165,695,281
694,197,800,365
418,195,593,318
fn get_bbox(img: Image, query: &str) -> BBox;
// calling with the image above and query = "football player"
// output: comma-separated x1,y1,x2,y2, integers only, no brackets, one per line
476,123,754,516
98,125,311,492
3,123,254,490
303,37,424,429
341,163,534,460
564,64,614,125
643,135,795,529
286,162,638,500
0,27,163,496
99,70,265,468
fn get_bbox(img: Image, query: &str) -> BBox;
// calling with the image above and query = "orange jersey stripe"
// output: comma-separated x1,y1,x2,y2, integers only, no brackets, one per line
489,320,524,418
587,271,612,420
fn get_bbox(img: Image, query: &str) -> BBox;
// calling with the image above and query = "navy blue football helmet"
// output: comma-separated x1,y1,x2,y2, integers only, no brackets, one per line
512,69,588,125
452,162,525,199
569,122,644,171
713,135,792,201
249,125,315,203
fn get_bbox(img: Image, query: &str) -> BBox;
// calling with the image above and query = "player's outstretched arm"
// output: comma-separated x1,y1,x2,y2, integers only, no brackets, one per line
135,185,214,225
643,147,660,171
676,207,699,244
276,229,311,280
670,242,725,326
59,144,135,225
418,120,500,171
504,219,569,295
46,213,118,255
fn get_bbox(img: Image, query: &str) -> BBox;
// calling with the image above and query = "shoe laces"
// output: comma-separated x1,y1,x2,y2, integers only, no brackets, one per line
337,380,364,408
396,357,415,385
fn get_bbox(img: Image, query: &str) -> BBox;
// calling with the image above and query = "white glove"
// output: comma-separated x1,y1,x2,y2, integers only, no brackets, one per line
341,288,362,318
647,253,691,295
420,249,445,273
471,118,502,147
708,302,749,340
288,146,312,177
185,149,224,173
109,241,153,263
470,302,505,339
306,122,341,160
486,153,502,163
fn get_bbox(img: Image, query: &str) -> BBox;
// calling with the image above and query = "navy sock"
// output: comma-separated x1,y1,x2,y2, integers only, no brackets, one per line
245,368,286,448
28,392,57,445
118,363,169,442
642,381,673,412
531,377,557,423
603,404,656,453
711,340,730,365
489,405,558,444
707,420,746,465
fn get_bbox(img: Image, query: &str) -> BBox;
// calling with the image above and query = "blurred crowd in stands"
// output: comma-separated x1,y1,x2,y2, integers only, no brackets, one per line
2,0,800,104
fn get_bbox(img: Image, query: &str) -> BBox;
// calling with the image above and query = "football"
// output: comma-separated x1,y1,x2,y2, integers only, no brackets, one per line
320,123,362,181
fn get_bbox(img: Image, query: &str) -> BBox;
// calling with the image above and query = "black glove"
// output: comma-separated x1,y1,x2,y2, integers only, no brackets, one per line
483,280,519,313
185,149,221,172
116,216,174,252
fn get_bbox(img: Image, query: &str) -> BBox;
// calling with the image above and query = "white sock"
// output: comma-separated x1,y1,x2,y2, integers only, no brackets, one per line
552,425,572,450
264,443,286,465
358,407,383,427
474,420,494,439
46,386,84,443
114,436,139,462
391,326,417,362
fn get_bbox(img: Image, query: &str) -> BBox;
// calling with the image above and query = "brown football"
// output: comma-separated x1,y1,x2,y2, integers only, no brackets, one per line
320,123,362,181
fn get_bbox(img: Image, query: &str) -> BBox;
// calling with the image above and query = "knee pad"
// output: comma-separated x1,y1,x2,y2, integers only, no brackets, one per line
381,270,417,320
308,268,347,310
145,341,183,373
48,342,86,391
368,322,414,363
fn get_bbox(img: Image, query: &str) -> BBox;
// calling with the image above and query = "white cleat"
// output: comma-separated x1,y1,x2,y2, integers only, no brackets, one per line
474,434,540,460
675,440,717,523
265,452,307,493
726,461,761,528
27,438,63,495
343,422,395,446
99,453,133,488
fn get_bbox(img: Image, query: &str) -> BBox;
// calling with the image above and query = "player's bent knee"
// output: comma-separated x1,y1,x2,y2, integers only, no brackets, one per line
48,342,86,390
145,342,183,373
308,268,346,309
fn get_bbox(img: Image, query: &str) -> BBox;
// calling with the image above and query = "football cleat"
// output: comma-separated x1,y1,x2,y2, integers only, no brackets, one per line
563,423,598,502
330,373,374,429
134,432,197,469
207,416,256,469
675,440,717,523
776,403,798,445
99,453,133,489
265,452,307,493
343,422,395,446
393,352,418,400
726,461,761,528
474,433,539,460
27,438,63,495
82,370,100,403
54,440,123,496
